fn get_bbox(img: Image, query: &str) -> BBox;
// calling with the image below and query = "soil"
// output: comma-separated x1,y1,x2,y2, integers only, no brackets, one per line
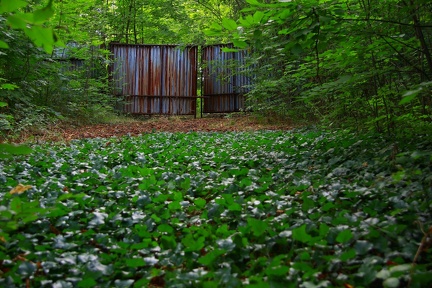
19,114,294,143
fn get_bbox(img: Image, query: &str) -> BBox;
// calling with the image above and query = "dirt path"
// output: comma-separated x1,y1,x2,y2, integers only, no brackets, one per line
25,115,293,142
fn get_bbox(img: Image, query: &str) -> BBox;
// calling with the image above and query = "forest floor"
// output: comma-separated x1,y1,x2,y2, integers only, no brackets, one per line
18,114,295,143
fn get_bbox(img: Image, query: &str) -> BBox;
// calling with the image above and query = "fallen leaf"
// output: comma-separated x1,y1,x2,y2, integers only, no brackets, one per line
10,184,33,195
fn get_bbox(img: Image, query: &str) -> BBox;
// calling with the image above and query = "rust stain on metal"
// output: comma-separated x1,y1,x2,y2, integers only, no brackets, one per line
110,43,197,115
110,43,250,116
202,44,251,113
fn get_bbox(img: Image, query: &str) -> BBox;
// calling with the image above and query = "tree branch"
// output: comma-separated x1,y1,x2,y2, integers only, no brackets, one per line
335,17,432,28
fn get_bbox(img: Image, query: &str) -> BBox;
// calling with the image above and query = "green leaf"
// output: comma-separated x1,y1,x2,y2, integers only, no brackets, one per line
161,235,176,249
168,201,181,211
151,214,161,223
383,277,400,288
10,197,22,212
321,202,335,211
389,264,412,274
125,258,146,268
233,39,248,49
265,265,289,276
57,193,87,201
319,15,332,24
0,143,32,158
291,43,303,55
222,18,238,31
228,202,242,211
24,26,55,54
197,249,225,266
6,13,31,29
0,0,27,13
399,88,422,104
182,234,205,251
239,15,255,28
246,0,262,5
157,224,174,234
292,224,312,243
209,22,223,31
203,28,222,37
0,40,9,49
0,101,7,107
33,0,54,23
340,249,356,261
194,198,206,209
78,277,98,288
336,229,353,243
302,196,314,211
253,11,265,24
247,218,268,237
319,223,330,237
411,271,432,287
221,47,239,52
1,83,18,90
181,178,191,190
336,75,352,83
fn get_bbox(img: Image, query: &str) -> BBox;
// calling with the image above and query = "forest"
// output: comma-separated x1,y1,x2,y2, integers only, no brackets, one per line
0,0,432,287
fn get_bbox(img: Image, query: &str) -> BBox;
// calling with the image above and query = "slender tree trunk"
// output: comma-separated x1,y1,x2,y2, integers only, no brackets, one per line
406,0,432,80
125,0,134,43
133,0,137,44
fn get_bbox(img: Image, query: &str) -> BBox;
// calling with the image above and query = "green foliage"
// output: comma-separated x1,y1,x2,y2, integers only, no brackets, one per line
0,1,116,138
1,129,431,286
0,143,32,158
206,0,432,134
0,0,250,139
1,0,59,53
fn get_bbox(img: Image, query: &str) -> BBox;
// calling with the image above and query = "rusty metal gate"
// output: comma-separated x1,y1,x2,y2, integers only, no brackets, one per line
110,43,250,115
110,44,198,115
201,45,250,113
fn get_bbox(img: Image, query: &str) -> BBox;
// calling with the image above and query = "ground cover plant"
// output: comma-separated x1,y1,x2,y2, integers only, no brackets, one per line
0,129,431,287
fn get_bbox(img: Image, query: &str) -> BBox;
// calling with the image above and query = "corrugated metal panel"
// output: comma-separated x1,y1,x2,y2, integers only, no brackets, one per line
202,44,251,113
110,43,197,115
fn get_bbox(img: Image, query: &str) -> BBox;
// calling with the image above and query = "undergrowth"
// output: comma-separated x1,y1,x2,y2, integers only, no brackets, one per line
0,129,431,287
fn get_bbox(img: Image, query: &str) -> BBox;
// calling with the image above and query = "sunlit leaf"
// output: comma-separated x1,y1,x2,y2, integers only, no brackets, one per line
24,26,55,54
221,47,239,52
1,83,18,90
33,0,54,23
222,18,238,31
246,0,262,5
0,40,9,49
253,11,265,23
6,13,32,29
0,0,27,13
233,39,248,49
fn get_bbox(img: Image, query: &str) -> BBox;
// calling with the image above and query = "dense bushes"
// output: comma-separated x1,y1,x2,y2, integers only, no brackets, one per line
0,21,114,139
209,0,432,135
